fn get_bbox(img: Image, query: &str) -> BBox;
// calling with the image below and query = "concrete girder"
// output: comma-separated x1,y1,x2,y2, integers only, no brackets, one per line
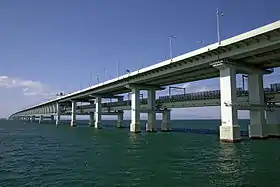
241,49,280,64
89,94,124,99
150,67,219,86
125,83,164,91
210,60,272,75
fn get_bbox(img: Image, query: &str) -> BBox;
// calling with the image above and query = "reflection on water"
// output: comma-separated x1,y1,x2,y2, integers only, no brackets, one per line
215,143,244,186
129,132,138,144
218,143,239,172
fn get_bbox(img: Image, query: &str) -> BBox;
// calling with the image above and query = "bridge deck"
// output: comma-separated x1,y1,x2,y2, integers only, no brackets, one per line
9,20,280,116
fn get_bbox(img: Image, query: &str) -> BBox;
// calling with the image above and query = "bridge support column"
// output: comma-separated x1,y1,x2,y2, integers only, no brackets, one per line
56,103,61,126
146,89,156,132
248,73,267,139
266,108,280,138
71,101,77,127
39,115,44,124
117,110,124,128
50,115,55,123
161,108,171,131
130,87,141,133
218,66,241,142
95,97,102,128
89,112,94,127
30,116,35,123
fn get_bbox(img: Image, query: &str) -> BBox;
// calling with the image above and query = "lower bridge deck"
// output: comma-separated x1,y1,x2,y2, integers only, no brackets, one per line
58,88,280,115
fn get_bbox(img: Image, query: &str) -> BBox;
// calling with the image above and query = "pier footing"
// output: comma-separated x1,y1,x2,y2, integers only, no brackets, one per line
249,124,268,139
130,122,141,133
266,123,280,138
219,125,241,142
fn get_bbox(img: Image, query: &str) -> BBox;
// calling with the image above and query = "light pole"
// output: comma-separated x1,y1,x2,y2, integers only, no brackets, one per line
169,35,176,61
117,60,119,77
216,8,224,45
89,72,92,86
104,68,108,80
97,74,100,84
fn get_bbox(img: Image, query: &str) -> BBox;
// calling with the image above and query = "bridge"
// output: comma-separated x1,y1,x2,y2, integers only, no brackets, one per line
9,20,280,142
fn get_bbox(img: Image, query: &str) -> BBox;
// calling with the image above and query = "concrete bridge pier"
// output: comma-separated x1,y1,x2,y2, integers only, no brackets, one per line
248,73,267,139
71,101,77,127
146,89,157,132
95,96,102,129
56,102,61,126
39,115,44,124
266,108,280,138
215,64,241,142
89,111,94,127
130,87,141,133
161,108,171,131
50,115,55,123
30,116,35,123
117,110,124,128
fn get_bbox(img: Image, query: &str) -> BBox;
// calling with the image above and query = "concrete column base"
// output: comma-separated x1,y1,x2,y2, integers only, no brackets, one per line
50,115,55,124
219,125,241,142
117,111,124,128
249,124,267,139
89,119,95,127
88,122,95,127
146,122,157,132
71,121,77,127
56,120,60,126
30,116,35,123
266,124,280,138
117,122,123,128
89,112,94,127
95,122,101,129
161,123,172,132
130,122,141,133
39,116,43,124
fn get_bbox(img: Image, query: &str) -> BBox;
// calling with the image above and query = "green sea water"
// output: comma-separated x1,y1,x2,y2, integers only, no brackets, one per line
1,119,280,187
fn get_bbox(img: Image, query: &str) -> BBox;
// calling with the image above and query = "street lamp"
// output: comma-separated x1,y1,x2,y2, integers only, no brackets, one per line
97,74,100,84
216,8,224,45
169,35,176,61
117,60,120,77
89,72,92,86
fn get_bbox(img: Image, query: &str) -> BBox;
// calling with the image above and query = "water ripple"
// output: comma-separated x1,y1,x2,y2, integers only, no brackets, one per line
1,121,280,187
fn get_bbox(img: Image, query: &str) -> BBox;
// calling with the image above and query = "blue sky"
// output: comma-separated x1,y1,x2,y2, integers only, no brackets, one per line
0,0,280,119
